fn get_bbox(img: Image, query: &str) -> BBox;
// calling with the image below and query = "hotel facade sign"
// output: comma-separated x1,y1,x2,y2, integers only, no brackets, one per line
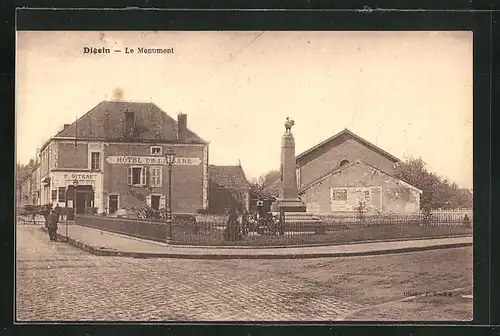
105,156,201,165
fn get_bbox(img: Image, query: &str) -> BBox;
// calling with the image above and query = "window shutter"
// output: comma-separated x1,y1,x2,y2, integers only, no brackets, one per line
148,167,153,187
141,167,146,186
127,167,132,185
160,195,166,209
158,167,163,187
146,195,152,207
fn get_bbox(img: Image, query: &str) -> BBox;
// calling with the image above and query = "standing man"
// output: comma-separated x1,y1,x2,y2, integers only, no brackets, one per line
47,209,59,241
42,204,51,229
54,203,62,222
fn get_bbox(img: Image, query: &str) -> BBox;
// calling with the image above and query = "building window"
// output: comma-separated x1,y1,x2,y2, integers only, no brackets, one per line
127,166,146,186
51,190,57,201
91,152,101,170
58,187,66,202
331,188,348,201
151,195,161,210
340,159,350,168
150,146,162,156
149,166,162,187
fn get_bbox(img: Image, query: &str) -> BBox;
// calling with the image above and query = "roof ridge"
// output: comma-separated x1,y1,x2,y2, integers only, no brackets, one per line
42,100,207,151
53,101,107,138
298,160,357,193
298,159,422,194
102,100,156,104
296,128,400,163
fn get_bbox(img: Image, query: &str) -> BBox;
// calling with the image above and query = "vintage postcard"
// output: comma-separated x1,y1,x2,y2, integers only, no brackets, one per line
16,30,473,322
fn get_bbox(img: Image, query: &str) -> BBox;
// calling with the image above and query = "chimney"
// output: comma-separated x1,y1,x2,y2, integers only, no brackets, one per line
177,113,187,142
63,124,71,130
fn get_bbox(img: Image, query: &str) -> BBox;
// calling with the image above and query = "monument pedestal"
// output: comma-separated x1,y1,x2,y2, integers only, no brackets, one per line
271,198,306,213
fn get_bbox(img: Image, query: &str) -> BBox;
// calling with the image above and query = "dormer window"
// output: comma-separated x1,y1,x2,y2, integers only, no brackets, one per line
150,146,162,156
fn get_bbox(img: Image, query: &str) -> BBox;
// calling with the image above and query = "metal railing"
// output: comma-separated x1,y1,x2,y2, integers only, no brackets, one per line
75,212,472,247
317,211,473,226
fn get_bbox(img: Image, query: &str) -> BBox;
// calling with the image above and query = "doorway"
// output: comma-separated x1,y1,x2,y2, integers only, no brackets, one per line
75,192,86,214
109,195,118,214
74,185,94,214
151,195,160,210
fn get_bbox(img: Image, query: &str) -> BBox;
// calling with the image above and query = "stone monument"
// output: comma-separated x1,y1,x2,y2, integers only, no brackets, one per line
271,118,323,227
271,117,307,212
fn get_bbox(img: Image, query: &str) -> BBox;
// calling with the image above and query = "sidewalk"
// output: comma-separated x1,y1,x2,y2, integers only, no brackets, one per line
46,224,473,259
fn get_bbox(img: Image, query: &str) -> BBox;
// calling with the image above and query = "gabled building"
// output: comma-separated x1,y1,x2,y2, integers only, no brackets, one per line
296,129,421,214
260,129,422,214
296,128,401,187
208,165,250,214
299,159,422,214
38,100,209,215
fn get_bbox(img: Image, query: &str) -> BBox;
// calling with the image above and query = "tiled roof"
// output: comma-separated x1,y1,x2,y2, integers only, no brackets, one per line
52,100,206,145
208,165,249,191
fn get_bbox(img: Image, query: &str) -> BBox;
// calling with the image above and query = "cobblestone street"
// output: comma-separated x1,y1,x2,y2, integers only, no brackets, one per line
16,225,473,321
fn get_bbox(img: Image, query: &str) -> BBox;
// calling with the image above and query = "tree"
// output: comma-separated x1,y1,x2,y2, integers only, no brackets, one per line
249,180,263,198
258,170,280,189
394,156,467,211
248,169,281,201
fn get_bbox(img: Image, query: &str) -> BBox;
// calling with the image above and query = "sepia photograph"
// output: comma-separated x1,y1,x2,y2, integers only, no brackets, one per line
15,30,473,322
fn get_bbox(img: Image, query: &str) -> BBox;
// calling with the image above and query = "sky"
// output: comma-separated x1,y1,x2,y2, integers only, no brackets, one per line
16,31,473,188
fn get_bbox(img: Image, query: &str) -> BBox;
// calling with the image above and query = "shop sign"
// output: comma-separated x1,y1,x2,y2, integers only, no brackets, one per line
64,173,98,181
105,156,201,165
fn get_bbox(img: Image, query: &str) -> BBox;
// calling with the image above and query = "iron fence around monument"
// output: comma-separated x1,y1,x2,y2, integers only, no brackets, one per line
171,212,472,246
75,212,472,247
317,211,473,227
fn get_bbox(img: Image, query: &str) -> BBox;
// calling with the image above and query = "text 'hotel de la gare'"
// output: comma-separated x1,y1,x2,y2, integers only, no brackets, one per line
83,47,175,55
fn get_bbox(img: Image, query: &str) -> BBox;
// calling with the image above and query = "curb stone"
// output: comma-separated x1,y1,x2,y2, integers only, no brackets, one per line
75,222,472,249
41,227,472,260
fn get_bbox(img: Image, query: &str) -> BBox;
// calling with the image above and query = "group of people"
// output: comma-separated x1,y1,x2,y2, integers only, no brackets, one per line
223,206,285,241
42,204,62,241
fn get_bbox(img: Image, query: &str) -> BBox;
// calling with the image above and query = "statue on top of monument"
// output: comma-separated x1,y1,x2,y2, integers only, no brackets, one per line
284,117,295,133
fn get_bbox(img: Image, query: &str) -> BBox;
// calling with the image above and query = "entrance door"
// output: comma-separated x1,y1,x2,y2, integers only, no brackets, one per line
109,195,118,214
75,192,86,214
151,195,160,210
